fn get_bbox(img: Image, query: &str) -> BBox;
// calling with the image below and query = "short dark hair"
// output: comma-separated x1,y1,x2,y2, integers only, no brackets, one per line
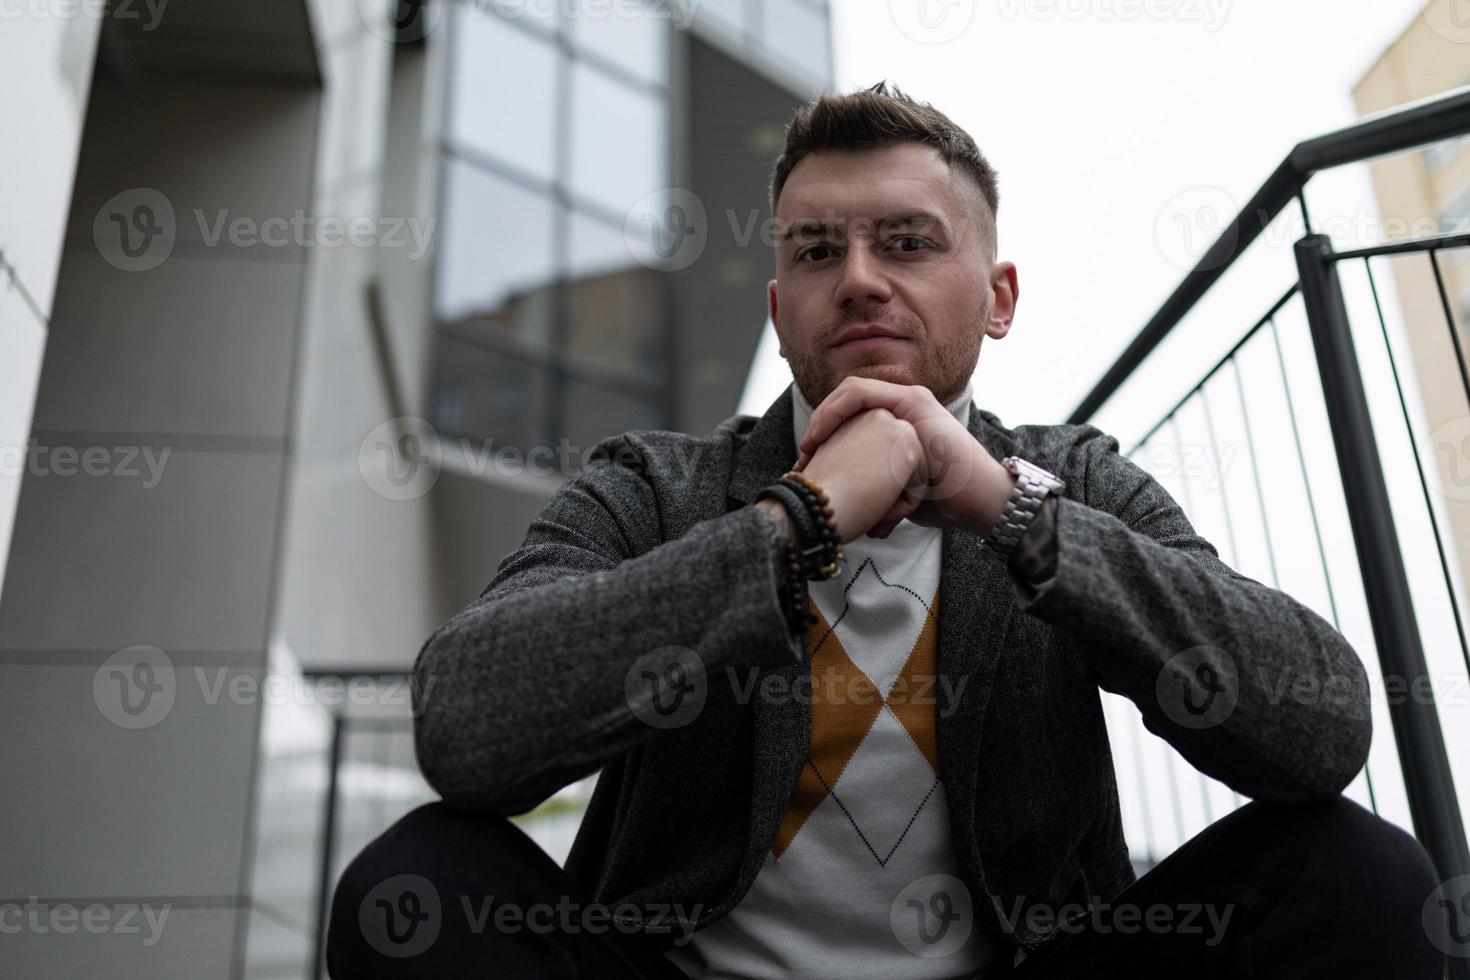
768,80,1000,231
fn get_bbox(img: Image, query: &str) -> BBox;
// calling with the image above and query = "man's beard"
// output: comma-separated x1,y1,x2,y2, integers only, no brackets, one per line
785,323,982,409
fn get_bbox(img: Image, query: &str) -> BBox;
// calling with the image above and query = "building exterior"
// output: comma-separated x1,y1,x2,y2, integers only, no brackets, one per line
1353,0,1470,604
0,1,834,976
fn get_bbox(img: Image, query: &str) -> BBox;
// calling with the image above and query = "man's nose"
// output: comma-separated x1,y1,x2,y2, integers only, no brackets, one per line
834,243,893,309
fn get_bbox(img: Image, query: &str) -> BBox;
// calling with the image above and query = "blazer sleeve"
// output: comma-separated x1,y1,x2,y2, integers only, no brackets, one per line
1010,425,1373,803
411,435,804,816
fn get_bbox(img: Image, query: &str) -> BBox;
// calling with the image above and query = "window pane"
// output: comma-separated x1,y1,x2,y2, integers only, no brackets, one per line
430,332,548,448
761,0,830,82
566,0,668,85
562,377,664,449
693,0,744,35
447,10,558,179
569,63,668,215
565,213,668,380
435,159,556,351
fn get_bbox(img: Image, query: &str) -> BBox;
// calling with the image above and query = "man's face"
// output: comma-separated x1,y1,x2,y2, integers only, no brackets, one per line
769,142,1017,407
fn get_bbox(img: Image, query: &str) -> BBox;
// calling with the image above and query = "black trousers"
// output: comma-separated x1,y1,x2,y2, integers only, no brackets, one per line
327,794,1448,979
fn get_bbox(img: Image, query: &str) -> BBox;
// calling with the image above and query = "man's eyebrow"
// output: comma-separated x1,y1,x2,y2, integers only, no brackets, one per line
777,211,950,245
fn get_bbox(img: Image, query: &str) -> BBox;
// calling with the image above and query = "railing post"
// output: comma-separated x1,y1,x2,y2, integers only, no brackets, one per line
1294,232,1470,896
311,712,346,980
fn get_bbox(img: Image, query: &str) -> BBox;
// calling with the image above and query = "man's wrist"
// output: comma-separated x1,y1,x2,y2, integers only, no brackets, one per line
755,498,798,547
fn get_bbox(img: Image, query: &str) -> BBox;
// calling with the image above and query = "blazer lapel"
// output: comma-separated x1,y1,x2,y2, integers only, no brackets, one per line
936,406,1021,857
725,383,811,890
723,383,1021,894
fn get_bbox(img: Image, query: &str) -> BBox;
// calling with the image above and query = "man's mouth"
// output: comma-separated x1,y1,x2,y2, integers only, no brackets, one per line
832,324,907,348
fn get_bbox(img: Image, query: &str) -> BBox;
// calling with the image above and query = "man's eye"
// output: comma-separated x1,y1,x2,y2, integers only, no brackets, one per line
890,236,928,253
799,244,837,263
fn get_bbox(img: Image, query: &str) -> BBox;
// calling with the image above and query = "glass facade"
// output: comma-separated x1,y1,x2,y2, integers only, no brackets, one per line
430,0,678,457
427,0,833,460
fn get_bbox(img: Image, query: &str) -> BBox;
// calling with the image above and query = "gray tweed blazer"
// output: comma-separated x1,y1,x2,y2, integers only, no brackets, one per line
411,381,1372,961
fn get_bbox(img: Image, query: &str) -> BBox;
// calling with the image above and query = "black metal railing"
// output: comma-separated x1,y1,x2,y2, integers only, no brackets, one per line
1071,85,1470,972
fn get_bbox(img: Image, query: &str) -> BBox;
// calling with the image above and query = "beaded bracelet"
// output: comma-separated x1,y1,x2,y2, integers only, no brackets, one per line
779,470,843,579
756,471,843,583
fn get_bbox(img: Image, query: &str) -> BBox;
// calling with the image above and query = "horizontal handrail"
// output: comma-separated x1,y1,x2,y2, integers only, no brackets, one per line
1069,83,1470,424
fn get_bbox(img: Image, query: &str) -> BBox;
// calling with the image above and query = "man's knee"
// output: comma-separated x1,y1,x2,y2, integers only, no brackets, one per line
326,802,584,978
1247,795,1440,914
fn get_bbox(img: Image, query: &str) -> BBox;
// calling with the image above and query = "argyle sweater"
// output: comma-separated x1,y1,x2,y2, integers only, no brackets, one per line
664,383,1009,979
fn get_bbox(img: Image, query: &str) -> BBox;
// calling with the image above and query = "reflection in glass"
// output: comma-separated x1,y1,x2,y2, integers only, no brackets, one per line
566,0,669,85
565,212,667,380
761,0,830,83
435,159,557,352
569,62,668,215
431,331,549,448
447,9,559,179
563,376,665,449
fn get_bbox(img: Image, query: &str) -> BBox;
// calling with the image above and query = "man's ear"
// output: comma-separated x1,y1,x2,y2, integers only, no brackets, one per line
986,261,1018,341
768,278,788,358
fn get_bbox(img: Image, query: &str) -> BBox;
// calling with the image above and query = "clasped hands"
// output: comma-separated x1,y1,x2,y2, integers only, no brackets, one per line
790,377,1016,543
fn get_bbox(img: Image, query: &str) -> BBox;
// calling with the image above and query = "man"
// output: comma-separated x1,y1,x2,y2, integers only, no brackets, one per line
328,81,1444,978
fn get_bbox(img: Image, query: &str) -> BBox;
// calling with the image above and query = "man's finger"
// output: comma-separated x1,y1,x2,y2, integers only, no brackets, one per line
798,379,915,456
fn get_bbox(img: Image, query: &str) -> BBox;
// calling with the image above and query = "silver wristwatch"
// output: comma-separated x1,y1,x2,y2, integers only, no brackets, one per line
978,455,1067,562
